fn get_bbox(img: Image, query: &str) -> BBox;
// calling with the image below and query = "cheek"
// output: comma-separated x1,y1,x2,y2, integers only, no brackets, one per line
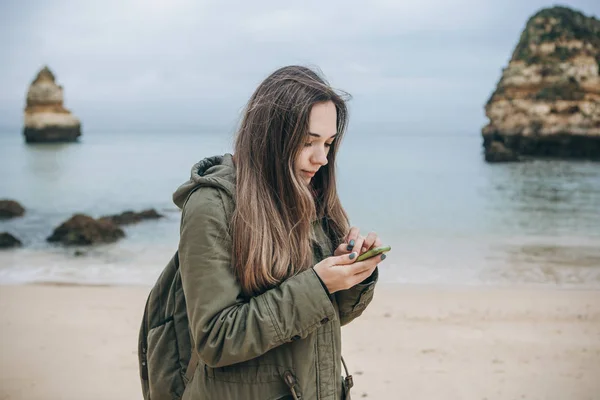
296,148,310,168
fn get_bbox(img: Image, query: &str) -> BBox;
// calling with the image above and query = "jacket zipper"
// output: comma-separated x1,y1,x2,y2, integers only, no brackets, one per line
141,345,148,380
283,371,302,400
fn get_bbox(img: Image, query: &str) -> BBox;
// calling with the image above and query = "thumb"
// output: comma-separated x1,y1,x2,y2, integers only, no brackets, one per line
331,251,357,266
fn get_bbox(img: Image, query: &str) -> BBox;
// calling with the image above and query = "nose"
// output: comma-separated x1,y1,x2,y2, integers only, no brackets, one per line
311,146,328,167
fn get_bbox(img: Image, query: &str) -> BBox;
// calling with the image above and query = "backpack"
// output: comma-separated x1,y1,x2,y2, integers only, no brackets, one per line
138,249,195,400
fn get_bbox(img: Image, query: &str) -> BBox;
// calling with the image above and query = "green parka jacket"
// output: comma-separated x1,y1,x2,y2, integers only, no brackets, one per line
163,153,378,400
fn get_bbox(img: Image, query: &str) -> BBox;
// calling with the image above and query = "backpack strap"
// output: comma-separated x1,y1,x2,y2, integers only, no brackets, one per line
181,185,201,382
182,187,229,384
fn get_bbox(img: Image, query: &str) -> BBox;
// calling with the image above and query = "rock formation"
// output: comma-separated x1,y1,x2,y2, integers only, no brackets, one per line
99,209,164,226
23,66,82,143
0,233,22,249
47,214,125,246
483,6,600,162
0,200,25,219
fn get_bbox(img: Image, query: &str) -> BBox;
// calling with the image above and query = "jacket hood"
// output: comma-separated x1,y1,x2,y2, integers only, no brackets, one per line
172,153,236,209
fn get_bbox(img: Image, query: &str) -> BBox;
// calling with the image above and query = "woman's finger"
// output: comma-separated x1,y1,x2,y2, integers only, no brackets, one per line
334,243,351,256
373,236,383,248
353,235,366,256
361,231,378,253
351,264,378,286
346,253,381,275
345,226,361,251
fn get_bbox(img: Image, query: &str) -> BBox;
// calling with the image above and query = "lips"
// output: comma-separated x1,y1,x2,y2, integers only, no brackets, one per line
302,170,317,177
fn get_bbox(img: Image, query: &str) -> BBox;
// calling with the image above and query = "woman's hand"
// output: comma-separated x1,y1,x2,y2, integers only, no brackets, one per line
313,251,383,294
334,226,383,257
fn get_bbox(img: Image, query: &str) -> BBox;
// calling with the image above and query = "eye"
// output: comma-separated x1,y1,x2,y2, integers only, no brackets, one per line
325,142,333,148
304,142,313,147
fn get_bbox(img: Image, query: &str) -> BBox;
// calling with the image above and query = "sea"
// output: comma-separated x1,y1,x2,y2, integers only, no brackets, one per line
1,128,599,288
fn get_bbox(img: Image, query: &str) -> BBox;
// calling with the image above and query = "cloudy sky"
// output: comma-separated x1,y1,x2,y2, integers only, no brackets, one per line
1,0,598,134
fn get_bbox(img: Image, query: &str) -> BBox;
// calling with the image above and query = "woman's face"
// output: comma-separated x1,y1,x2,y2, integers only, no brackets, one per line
295,101,337,185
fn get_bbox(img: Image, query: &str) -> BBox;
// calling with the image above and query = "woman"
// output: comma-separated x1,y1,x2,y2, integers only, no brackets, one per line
176,65,386,400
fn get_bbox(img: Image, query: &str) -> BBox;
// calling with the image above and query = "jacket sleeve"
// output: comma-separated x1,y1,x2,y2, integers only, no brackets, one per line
334,267,378,326
179,188,337,368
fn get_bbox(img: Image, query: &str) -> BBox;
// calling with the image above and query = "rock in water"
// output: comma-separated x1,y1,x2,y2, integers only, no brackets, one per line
485,142,519,163
483,6,600,162
47,214,125,246
0,200,25,219
23,66,82,143
0,232,22,249
98,209,164,226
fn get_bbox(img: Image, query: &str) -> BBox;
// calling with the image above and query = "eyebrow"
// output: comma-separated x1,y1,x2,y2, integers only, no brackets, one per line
308,132,337,139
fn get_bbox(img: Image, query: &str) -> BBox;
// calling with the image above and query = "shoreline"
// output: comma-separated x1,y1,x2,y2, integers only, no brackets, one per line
2,248,600,289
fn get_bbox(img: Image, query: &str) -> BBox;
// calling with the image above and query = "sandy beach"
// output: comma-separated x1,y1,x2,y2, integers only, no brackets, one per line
0,283,598,400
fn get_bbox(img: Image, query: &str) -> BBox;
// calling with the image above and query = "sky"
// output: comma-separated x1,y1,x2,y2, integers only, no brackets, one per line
0,0,599,134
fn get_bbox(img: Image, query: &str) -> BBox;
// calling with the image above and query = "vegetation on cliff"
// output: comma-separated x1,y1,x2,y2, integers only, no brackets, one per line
512,6,600,66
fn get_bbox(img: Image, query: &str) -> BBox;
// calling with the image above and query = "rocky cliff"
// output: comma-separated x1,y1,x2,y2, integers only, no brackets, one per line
23,66,82,143
483,6,600,162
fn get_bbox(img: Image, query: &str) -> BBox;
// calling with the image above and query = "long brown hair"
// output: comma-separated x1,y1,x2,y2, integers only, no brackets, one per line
231,65,351,297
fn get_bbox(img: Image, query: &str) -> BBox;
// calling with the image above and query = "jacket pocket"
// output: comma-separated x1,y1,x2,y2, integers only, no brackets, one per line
147,318,186,399
206,362,288,384
199,363,295,399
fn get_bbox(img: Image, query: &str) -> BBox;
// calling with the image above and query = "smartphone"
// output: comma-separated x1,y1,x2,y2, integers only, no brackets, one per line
356,245,391,262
